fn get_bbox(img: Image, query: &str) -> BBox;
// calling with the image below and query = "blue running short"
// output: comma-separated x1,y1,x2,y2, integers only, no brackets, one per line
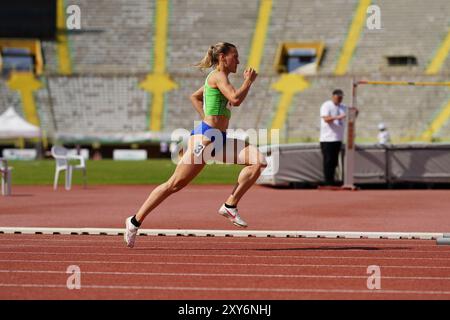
190,121,227,156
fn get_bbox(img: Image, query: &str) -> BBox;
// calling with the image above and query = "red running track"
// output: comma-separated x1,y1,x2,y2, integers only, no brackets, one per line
1,185,449,231
0,185,450,299
1,234,450,299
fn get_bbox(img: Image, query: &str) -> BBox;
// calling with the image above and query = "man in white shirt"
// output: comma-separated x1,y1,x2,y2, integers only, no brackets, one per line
377,122,391,145
319,89,347,186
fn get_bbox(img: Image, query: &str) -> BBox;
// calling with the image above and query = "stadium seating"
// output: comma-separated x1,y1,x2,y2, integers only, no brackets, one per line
350,0,450,75
0,0,449,144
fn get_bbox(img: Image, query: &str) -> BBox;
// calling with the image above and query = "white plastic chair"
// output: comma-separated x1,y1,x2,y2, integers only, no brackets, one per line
51,146,87,190
0,158,13,196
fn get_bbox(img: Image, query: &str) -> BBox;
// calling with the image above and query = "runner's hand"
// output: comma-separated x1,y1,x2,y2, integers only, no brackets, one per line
244,68,258,83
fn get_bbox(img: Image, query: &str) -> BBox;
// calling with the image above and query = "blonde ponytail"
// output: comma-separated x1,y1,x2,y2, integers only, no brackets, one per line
195,46,216,70
195,42,236,71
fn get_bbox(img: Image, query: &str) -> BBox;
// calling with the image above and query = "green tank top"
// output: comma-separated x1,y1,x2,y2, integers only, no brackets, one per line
203,70,231,119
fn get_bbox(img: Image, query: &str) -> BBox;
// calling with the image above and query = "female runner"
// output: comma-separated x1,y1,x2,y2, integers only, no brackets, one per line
125,42,267,248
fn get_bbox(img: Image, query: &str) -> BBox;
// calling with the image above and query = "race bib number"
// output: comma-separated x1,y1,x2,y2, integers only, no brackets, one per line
193,143,206,156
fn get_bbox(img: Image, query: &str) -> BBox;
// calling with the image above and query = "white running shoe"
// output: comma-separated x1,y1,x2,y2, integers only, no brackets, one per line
218,204,248,228
124,216,139,248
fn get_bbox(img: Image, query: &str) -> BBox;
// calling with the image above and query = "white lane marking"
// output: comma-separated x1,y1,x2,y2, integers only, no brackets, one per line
0,235,440,248
0,227,442,240
0,259,449,269
0,269,449,281
1,283,450,295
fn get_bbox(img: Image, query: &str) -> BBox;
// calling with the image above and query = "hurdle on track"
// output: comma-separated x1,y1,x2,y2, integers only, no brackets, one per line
0,227,449,245
342,79,450,191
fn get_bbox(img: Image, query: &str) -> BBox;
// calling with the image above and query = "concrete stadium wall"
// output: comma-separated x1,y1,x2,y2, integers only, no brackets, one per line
1,0,449,143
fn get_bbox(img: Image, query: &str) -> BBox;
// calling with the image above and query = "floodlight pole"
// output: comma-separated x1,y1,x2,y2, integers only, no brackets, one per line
342,78,358,190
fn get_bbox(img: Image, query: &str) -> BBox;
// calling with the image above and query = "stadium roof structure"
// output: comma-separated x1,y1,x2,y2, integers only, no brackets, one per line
0,107,41,139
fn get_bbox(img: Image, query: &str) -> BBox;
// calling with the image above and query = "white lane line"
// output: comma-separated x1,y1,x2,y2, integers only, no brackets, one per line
0,227,442,240
0,235,440,248
0,250,448,261
0,269,449,281
0,283,450,295
0,259,448,269
1,233,434,242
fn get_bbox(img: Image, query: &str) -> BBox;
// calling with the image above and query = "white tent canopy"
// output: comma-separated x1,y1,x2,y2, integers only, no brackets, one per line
0,107,41,139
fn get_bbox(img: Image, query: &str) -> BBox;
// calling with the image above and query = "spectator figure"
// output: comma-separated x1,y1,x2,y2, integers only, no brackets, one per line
377,123,391,145
319,89,358,187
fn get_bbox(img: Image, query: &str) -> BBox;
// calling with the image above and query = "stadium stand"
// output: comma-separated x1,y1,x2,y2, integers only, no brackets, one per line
42,0,155,74
0,0,449,147
38,76,148,134
350,0,450,75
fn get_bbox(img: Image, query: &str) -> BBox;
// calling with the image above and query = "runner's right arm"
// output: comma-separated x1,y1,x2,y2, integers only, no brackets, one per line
215,68,257,106
190,86,205,119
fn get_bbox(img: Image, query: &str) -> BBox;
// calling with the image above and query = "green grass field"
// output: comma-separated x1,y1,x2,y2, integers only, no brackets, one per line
9,160,243,185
